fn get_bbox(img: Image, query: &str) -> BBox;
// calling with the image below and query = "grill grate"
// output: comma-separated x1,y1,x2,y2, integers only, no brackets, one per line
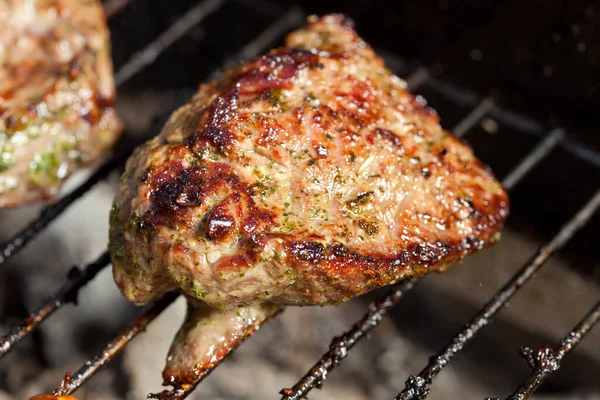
54,292,180,396
395,190,600,400
0,0,599,399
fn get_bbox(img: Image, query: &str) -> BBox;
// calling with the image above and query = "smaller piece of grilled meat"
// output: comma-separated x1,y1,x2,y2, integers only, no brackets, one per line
109,14,509,390
0,0,122,207
163,302,280,387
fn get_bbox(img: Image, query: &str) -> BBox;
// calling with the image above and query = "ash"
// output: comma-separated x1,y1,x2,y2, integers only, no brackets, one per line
1,91,599,400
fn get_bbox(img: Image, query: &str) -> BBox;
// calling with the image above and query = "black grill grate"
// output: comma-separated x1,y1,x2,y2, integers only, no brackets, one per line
0,0,599,399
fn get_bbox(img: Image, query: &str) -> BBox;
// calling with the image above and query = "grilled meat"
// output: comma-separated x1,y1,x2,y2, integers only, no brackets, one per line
0,0,122,207
109,14,509,387
110,14,508,308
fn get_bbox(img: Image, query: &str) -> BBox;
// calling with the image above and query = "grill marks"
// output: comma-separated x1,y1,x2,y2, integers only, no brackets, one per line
374,127,404,149
143,48,326,238
237,48,322,95
144,159,276,243
289,241,326,264
280,239,458,303
194,89,238,154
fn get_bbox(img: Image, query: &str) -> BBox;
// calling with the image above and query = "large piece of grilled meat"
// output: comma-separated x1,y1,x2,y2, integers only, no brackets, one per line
0,0,121,207
109,15,509,387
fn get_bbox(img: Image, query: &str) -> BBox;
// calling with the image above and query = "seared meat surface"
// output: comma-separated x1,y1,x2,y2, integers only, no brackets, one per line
0,0,121,207
109,14,508,388
110,14,508,309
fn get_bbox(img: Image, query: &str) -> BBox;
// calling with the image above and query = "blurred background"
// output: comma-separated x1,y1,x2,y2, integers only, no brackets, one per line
0,0,599,399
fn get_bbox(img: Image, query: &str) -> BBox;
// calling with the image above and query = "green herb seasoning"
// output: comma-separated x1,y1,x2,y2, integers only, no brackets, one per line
190,281,209,298
0,146,15,172
357,218,379,236
29,151,60,185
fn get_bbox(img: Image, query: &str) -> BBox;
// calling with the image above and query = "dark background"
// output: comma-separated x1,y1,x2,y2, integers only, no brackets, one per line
294,0,600,151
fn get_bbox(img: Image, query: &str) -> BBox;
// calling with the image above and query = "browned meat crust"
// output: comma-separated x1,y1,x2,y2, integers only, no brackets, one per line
162,302,280,387
109,14,509,309
0,0,122,207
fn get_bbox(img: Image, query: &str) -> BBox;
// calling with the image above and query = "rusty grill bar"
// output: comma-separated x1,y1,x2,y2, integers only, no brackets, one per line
0,0,599,399
506,297,600,400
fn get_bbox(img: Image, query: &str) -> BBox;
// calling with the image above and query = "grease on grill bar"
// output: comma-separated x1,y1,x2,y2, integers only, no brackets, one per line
394,189,600,400
0,252,111,359
505,298,600,400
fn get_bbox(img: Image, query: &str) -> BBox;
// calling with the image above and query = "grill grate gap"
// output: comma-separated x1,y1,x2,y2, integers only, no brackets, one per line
0,252,111,359
280,280,417,400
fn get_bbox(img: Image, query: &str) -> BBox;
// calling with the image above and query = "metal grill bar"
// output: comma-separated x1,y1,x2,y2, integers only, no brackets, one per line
207,6,304,82
422,74,479,107
490,108,600,169
0,0,228,268
375,51,600,170
405,63,600,168
53,292,179,395
501,128,564,190
103,0,132,18
395,188,600,400
404,68,429,92
505,297,600,400
114,0,226,86
0,251,111,359
280,280,416,400
500,129,566,192
453,97,495,138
